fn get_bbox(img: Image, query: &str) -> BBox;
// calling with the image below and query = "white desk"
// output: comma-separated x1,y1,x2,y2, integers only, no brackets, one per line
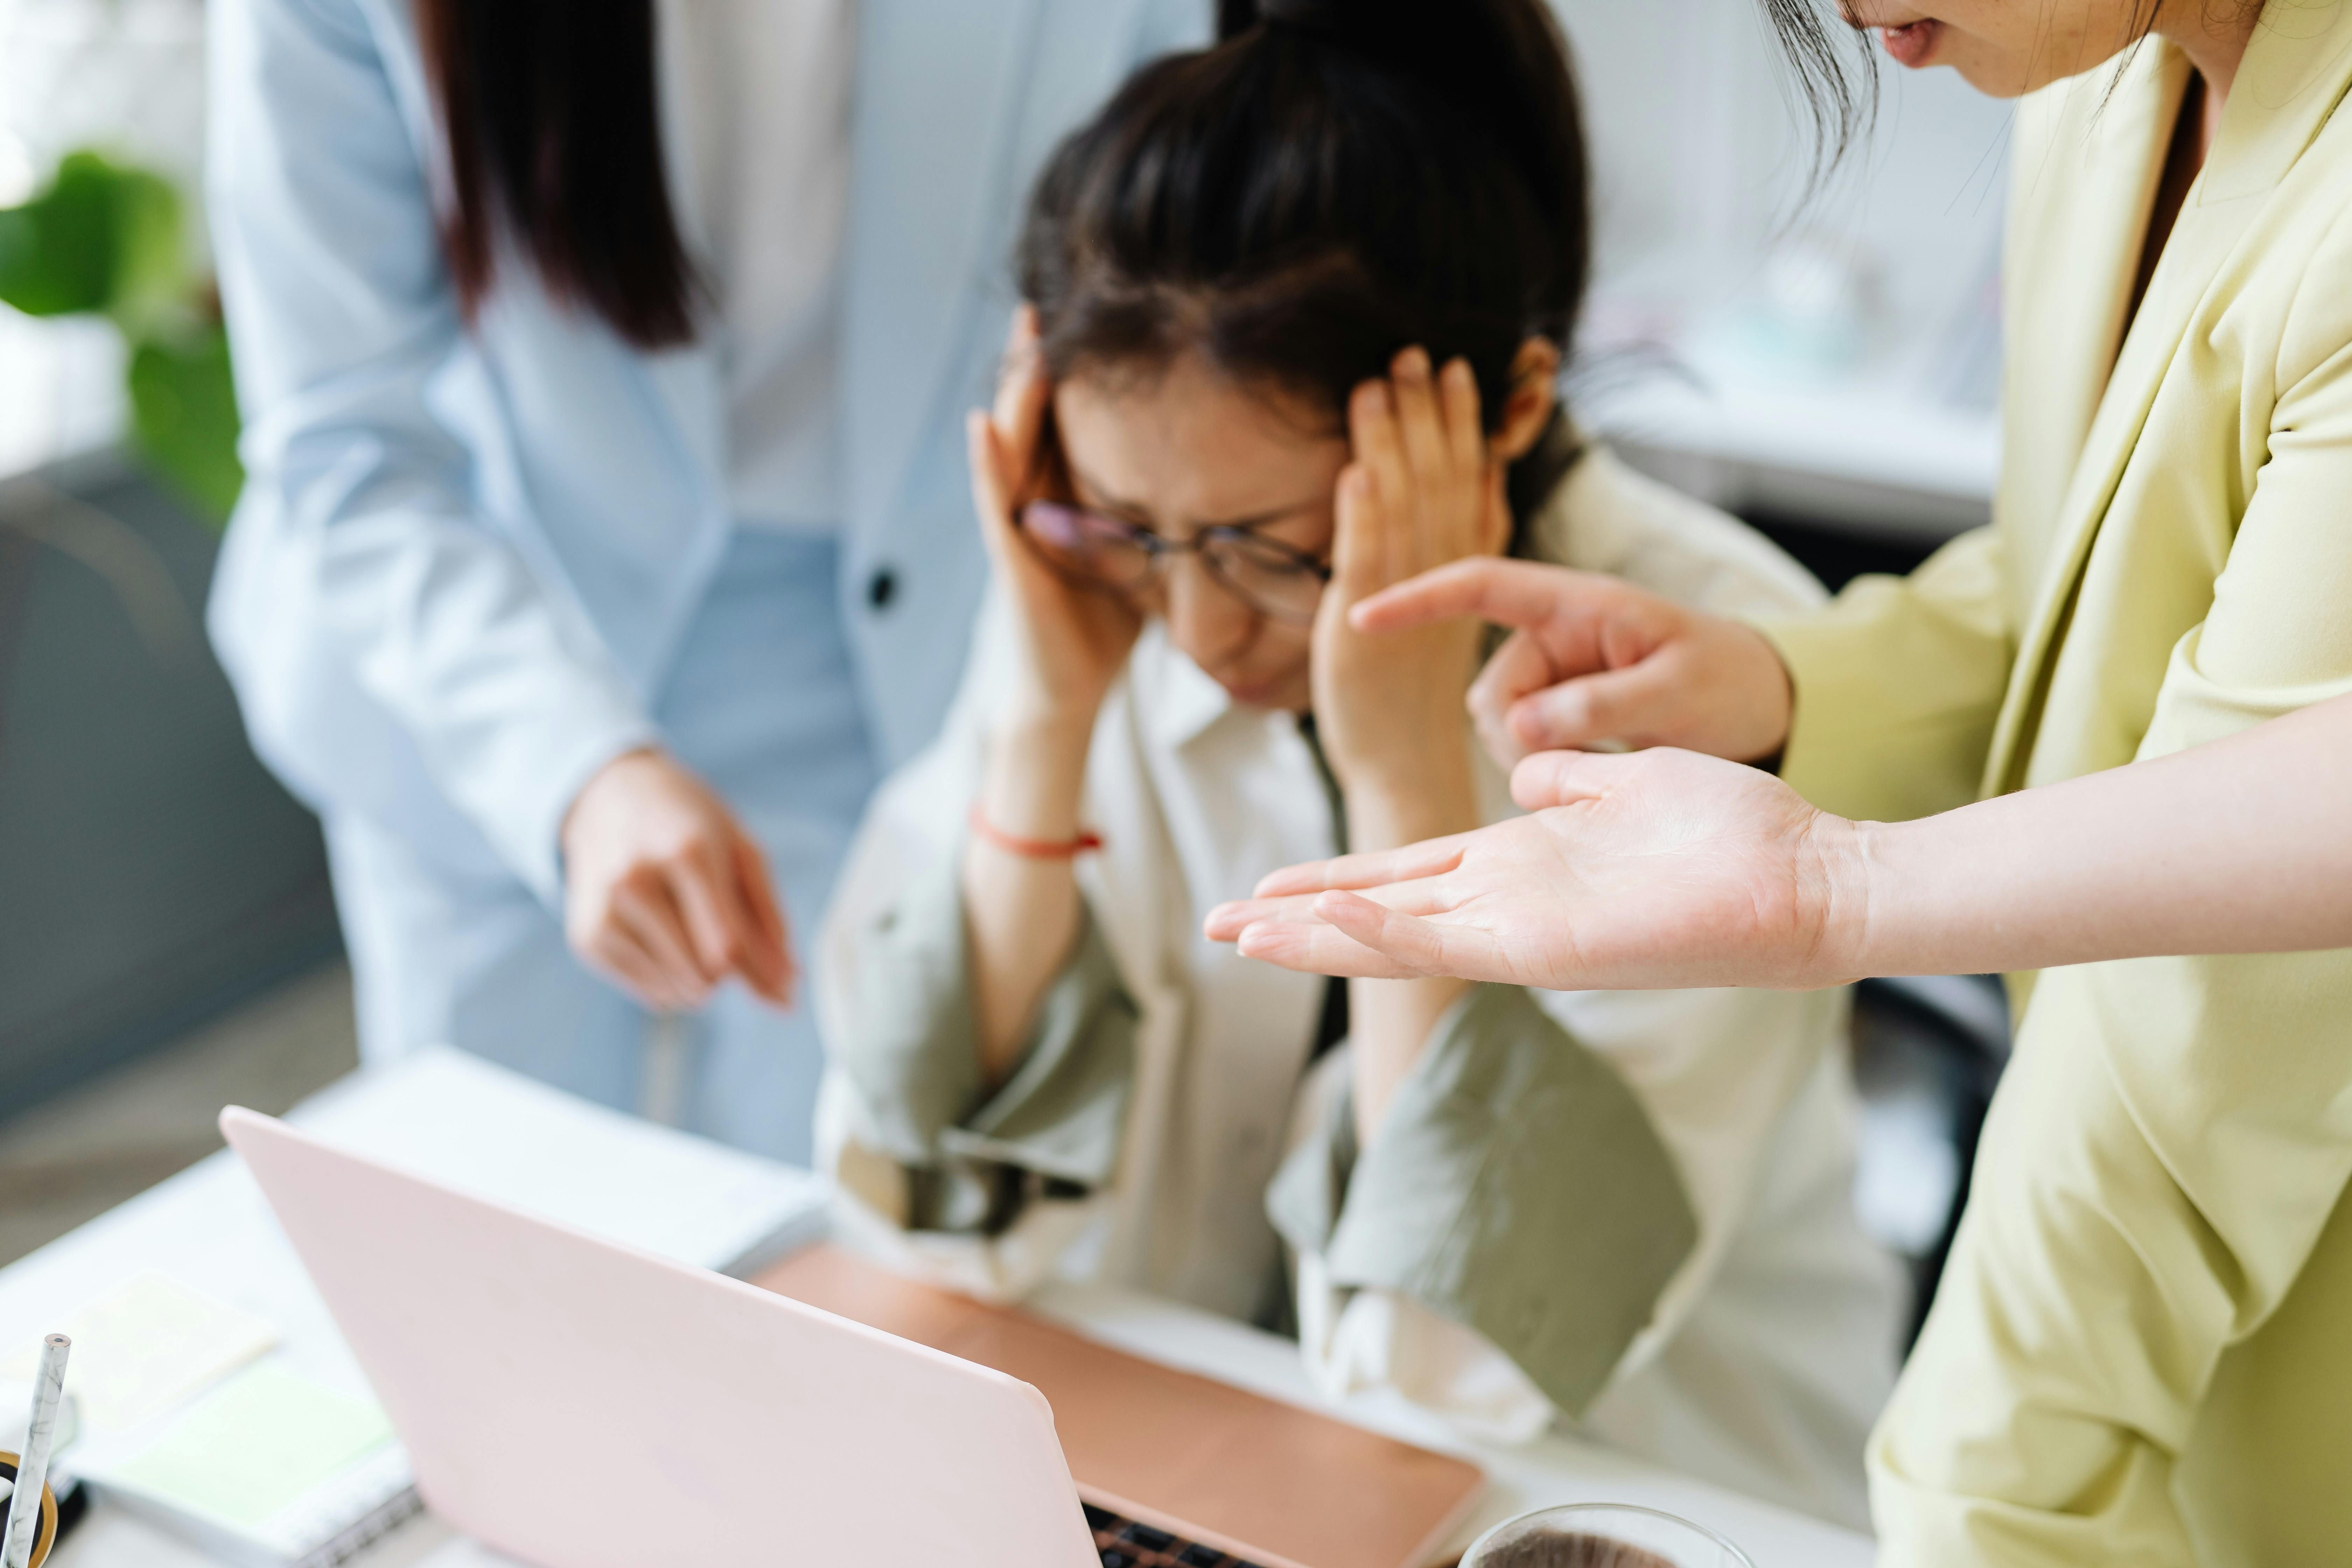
3,1063,1875,1568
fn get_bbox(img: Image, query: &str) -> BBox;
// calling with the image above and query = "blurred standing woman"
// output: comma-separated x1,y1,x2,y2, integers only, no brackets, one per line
1224,1,2352,1560
204,0,1202,1157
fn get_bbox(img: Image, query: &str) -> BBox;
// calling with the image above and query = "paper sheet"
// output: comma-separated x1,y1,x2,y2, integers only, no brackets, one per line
0,1273,276,1435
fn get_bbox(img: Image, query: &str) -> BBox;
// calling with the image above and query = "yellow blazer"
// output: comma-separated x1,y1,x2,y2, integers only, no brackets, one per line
1761,6,2352,1563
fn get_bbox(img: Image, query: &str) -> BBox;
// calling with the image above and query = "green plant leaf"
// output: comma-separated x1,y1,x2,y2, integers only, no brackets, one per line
129,324,244,526
0,150,183,322
107,164,187,335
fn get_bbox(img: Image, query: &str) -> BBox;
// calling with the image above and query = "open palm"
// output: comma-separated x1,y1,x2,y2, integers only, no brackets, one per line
1204,747,1857,992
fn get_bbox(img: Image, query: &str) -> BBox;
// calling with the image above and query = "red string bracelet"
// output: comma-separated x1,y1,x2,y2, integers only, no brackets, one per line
968,802,1104,860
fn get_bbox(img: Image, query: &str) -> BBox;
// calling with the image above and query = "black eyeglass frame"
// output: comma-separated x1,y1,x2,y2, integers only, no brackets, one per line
1016,499,1334,626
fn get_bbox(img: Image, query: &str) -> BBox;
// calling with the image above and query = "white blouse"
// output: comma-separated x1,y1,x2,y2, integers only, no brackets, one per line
657,0,854,533
816,450,1904,1529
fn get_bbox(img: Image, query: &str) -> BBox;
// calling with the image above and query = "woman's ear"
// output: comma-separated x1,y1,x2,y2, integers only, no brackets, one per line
1490,337,1562,463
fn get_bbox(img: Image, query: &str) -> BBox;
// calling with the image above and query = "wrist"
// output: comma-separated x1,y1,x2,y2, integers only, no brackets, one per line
1806,812,1883,986
1323,700,1479,813
1341,757,1482,856
561,744,659,857
980,714,1094,842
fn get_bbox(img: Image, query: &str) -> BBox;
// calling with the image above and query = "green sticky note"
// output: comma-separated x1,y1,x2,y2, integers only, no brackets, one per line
108,1363,391,1531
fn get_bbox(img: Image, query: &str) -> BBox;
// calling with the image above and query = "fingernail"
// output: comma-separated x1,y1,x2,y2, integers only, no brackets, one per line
1398,347,1432,380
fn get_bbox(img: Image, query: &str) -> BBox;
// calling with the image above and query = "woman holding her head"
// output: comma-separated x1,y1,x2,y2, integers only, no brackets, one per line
1221,1,2352,1560
812,0,1900,1525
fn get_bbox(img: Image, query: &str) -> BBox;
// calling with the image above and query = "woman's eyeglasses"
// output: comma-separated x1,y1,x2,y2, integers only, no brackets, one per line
1018,500,1331,625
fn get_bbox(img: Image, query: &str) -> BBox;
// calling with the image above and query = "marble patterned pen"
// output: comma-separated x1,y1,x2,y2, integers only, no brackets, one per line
0,1335,68,1568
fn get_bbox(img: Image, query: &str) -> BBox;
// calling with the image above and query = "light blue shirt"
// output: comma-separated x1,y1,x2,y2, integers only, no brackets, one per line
204,0,1208,903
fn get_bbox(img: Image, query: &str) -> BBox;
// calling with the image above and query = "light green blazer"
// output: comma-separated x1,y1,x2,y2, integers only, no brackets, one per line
1759,6,2352,1563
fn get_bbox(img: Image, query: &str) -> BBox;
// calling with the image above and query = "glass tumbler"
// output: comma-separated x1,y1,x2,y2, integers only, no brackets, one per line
1462,1502,1757,1568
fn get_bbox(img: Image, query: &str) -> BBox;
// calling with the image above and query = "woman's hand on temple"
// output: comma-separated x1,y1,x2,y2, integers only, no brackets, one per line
970,308,1142,735
1351,556,1797,771
562,748,794,1012
1312,350,1508,804
1203,746,1867,992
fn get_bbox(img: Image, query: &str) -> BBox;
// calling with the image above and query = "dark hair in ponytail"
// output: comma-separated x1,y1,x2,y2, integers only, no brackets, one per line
1018,0,1592,542
416,0,698,348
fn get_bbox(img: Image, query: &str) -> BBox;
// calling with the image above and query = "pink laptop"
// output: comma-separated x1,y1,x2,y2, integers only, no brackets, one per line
223,1106,1483,1568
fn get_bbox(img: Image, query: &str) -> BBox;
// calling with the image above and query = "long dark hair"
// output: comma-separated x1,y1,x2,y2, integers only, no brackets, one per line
1018,0,1592,544
416,0,698,348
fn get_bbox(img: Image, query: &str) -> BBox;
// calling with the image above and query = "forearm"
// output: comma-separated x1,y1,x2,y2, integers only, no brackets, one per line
1345,762,1478,1142
1832,699,2352,978
963,716,1093,1083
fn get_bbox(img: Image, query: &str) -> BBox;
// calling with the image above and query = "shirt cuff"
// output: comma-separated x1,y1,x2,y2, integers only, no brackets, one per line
1268,983,1698,1416
832,835,1140,1230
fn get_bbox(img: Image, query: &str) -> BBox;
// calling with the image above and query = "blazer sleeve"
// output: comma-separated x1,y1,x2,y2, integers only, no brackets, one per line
1756,525,2015,824
1870,226,2352,1567
207,0,657,900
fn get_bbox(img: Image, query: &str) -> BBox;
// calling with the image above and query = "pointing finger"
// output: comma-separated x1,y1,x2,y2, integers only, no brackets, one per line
1351,558,1626,637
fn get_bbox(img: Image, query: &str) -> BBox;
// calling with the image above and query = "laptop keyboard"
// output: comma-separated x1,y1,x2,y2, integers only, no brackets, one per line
1084,1502,1265,1568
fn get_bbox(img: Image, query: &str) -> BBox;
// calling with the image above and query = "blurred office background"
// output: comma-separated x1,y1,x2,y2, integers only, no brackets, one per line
0,0,2013,1335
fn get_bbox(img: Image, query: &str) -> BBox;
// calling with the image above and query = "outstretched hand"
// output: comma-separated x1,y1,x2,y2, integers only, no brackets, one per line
1203,746,1865,992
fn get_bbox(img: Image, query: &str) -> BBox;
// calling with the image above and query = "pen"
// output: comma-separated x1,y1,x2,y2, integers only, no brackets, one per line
0,1335,68,1568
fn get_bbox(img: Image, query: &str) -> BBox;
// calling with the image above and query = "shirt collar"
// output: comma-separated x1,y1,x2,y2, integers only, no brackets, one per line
1132,621,1247,751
